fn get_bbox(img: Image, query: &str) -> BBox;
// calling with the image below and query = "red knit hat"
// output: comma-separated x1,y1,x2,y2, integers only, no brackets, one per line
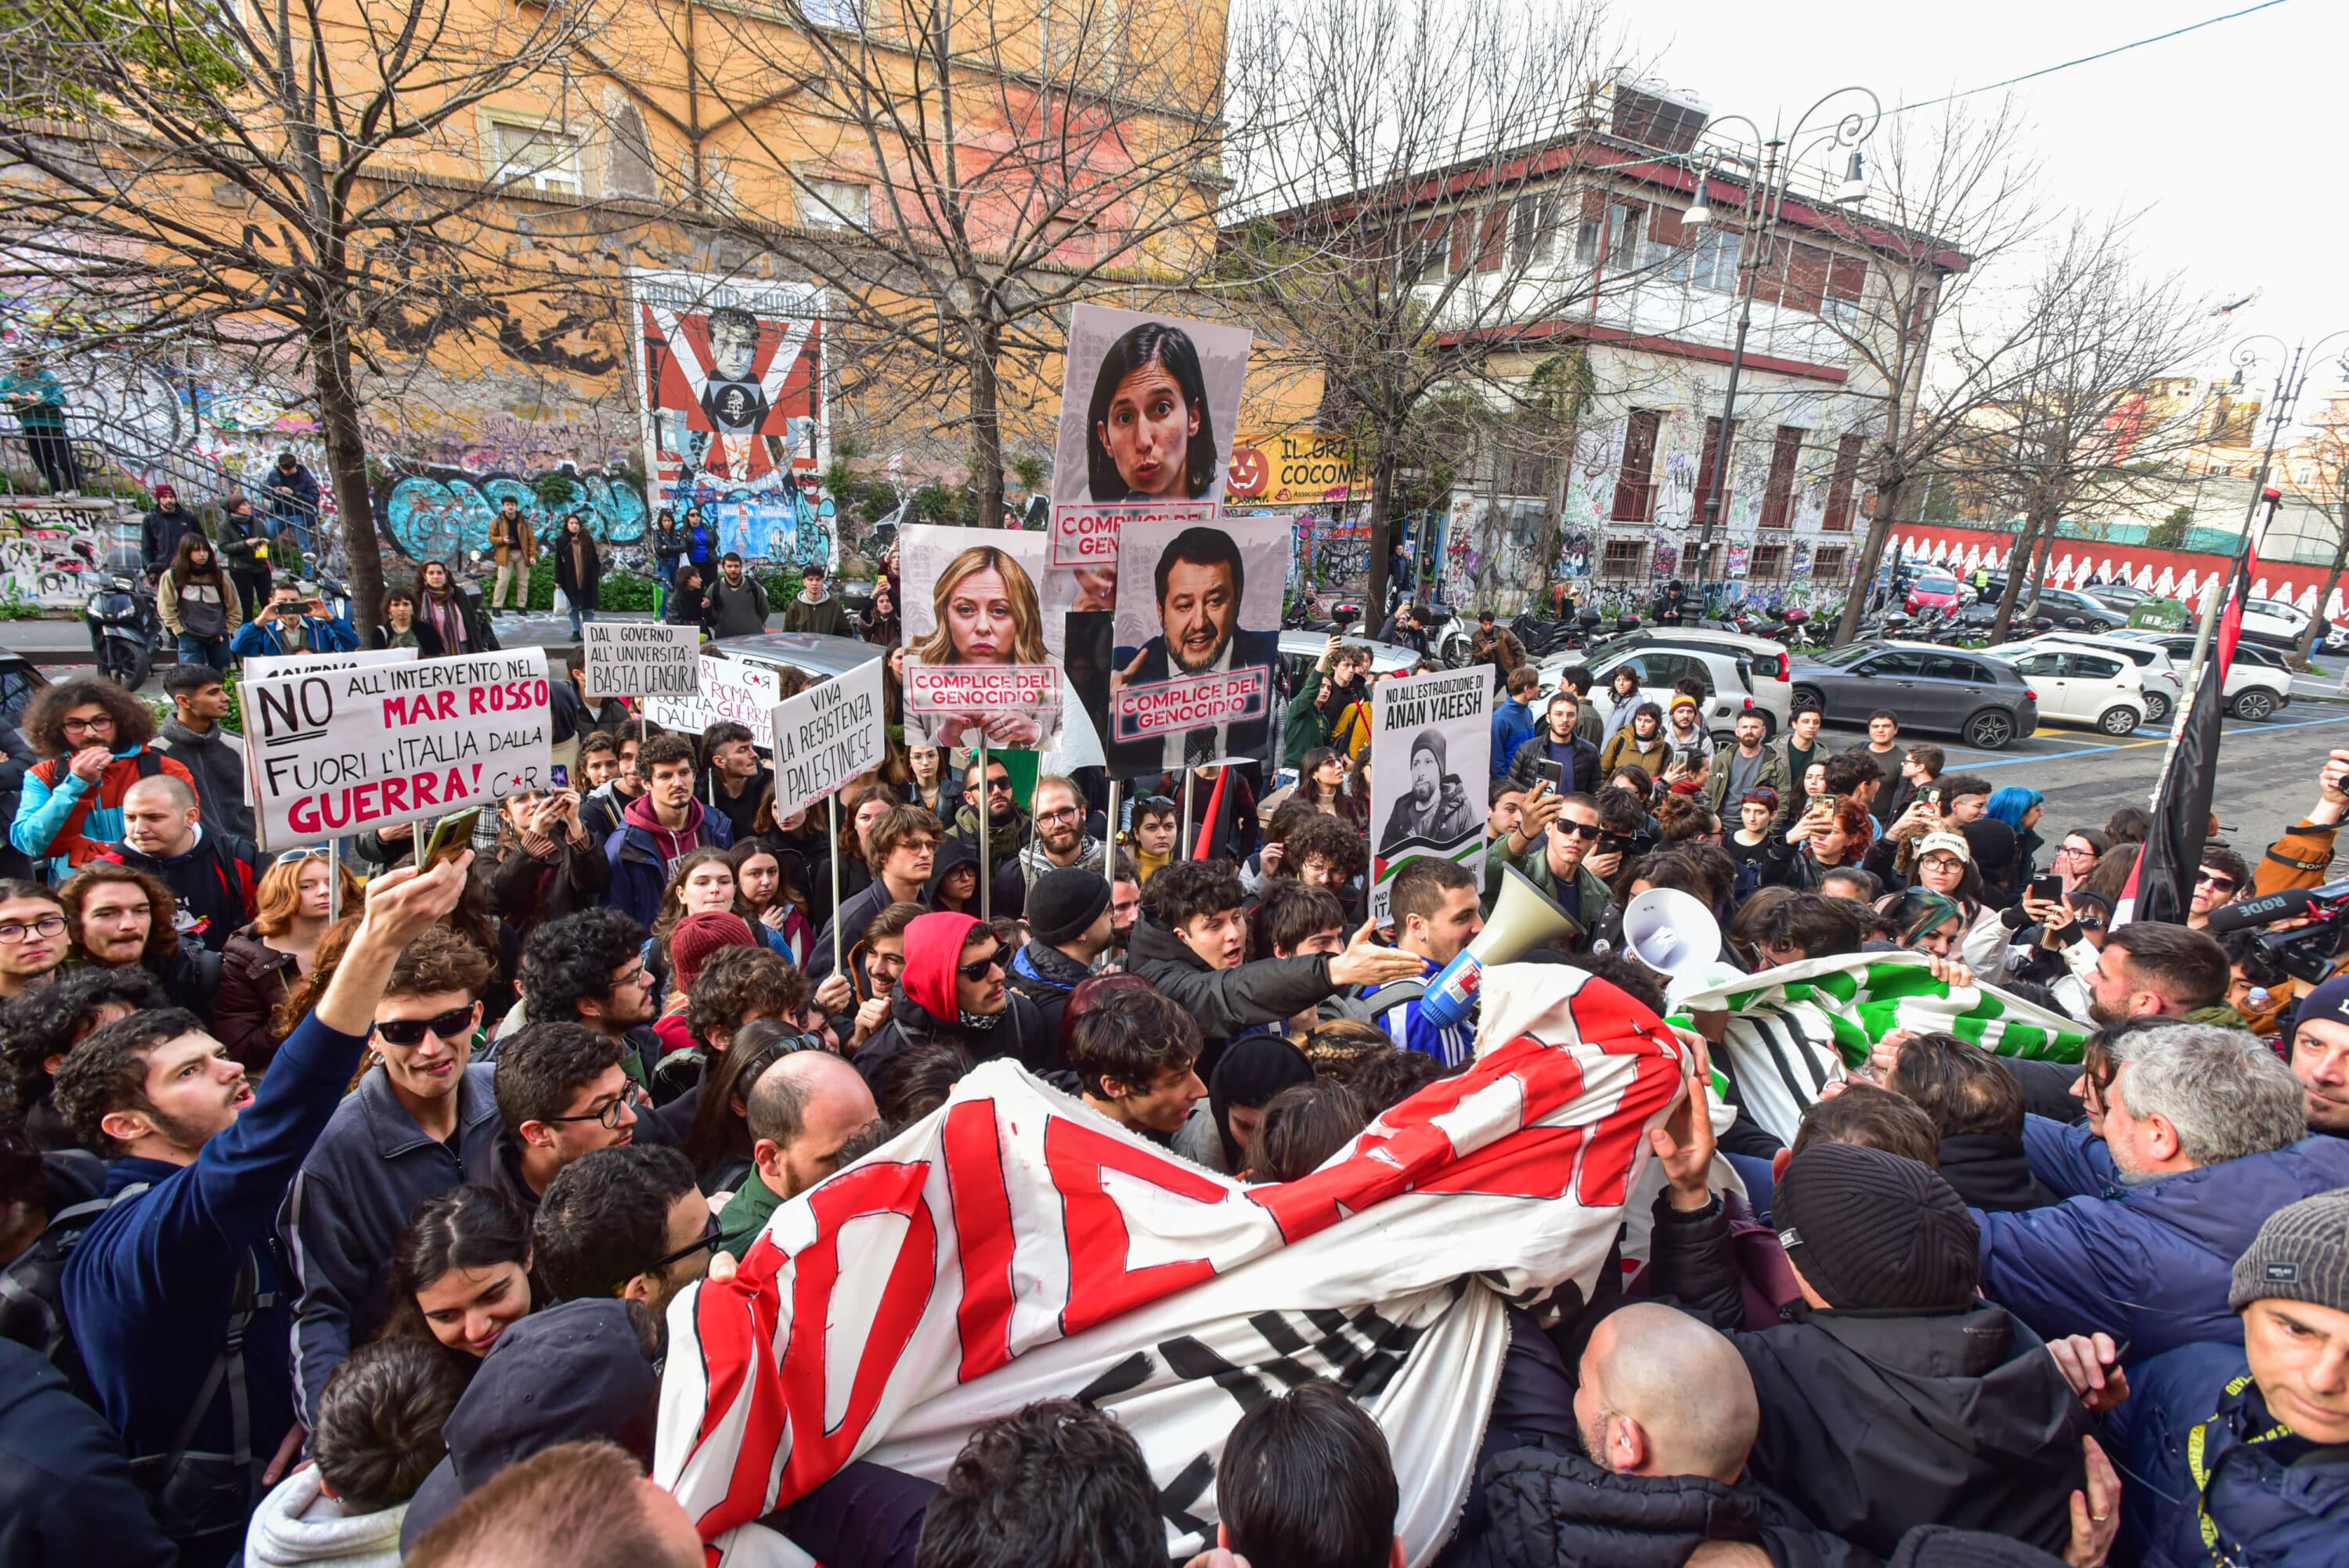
671,911,756,992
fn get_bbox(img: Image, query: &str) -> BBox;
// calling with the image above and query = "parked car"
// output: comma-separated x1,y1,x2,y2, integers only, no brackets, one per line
1905,571,1965,615
1991,631,2185,725
1540,627,1794,742
2083,581,2155,613
2022,587,2130,633
2113,630,2294,720
1998,646,2146,735
1789,641,2040,750
2239,596,2315,651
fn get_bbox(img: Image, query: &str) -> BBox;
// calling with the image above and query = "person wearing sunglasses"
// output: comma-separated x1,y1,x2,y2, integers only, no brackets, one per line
0,878,67,1002
853,910,1059,1088
533,1144,716,1314
282,927,500,1429
2188,846,2253,932
1485,787,1613,952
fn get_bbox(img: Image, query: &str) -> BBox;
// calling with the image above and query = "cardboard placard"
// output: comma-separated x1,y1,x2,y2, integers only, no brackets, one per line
767,658,887,820
1368,666,1492,923
582,621,701,701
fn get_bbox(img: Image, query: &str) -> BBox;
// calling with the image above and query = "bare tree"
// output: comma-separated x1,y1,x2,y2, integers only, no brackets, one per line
2295,397,2349,662
1954,215,2218,644
0,0,635,633
1813,102,2049,645
1213,0,1635,616
680,0,1232,530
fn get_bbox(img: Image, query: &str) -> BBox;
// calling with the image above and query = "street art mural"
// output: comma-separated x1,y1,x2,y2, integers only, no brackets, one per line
381,466,651,566
0,506,117,608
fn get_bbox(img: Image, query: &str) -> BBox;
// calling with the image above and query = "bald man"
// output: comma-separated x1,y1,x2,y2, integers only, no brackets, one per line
111,772,262,952
1575,1303,1759,1483
715,1050,886,1259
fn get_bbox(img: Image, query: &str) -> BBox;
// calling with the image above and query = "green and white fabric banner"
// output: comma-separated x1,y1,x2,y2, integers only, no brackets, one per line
1668,950,2088,1148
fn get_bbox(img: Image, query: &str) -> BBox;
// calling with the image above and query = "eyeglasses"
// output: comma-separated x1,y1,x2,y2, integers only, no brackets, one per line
1551,820,1604,840
609,963,651,991
374,1004,477,1047
2196,871,2239,894
958,950,1003,982
543,1097,632,1130
2055,844,2098,862
275,846,331,865
0,914,66,945
1035,806,1082,824
648,1216,723,1274
60,715,115,734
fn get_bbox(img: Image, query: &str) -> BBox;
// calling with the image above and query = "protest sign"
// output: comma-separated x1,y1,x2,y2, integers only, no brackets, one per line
767,658,886,821
241,647,554,851
1367,666,1491,923
1105,513,1287,777
1049,305,1252,507
242,646,417,682
696,654,783,748
900,522,1066,750
582,621,701,702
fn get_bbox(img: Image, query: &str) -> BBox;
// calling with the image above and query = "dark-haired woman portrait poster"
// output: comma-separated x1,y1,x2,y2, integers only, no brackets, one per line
1051,306,1253,506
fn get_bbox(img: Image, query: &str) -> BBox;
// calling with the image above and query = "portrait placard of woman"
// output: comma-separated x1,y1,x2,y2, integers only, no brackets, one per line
907,543,1060,748
1084,321,1221,503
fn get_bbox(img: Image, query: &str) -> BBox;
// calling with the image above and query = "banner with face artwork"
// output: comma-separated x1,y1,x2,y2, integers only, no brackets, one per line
1368,667,1493,924
631,269,832,568
1103,514,1289,779
655,964,1688,1568
1049,306,1253,508
898,524,1063,752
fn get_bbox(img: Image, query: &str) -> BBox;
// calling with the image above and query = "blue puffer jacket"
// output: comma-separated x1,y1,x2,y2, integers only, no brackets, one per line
2109,1340,2349,1568
1976,1117,2349,1363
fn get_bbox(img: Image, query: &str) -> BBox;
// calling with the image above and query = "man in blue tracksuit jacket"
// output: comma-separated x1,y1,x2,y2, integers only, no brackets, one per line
279,928,503,1428
226,579,359,661
1335,857,1483,1068
53,849,474,1566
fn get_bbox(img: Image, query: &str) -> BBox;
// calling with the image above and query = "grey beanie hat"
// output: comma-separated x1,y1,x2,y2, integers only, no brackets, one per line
2229,1188,2349,1315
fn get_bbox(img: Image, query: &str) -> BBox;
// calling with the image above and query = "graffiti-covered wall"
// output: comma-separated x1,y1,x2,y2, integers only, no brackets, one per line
0,503,127,607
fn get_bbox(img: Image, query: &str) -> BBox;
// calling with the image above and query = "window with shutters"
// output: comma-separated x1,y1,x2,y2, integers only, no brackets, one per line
1784,243,1830,314
1812,546,1849,582
1413,216,1450,283
1573,188,1606,265
1690,227,1742,291
489,121,584,193
1611,409,1662,521
1605,204,1644,269
1822,433,1864,532
1509,193,1559,269
1749,542,1788,579
1759,427,1804,528
1602,538,1648,579
1477,206,1507,273
1748,236,1792,308
1692,416,1735,525
1824,254,1867,324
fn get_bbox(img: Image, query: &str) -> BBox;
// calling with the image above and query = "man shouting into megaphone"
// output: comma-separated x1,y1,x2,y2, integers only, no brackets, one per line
1326,858,1486,1066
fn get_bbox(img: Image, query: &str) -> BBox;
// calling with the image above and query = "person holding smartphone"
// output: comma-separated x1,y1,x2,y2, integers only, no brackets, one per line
229,576,359,661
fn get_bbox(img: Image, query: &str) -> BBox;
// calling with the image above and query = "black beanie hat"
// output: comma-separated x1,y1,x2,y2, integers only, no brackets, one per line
1027,867,1112,948
1774,1142,1980,1312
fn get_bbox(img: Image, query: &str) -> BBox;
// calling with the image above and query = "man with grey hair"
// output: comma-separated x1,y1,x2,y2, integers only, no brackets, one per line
1979,1022,2349,1363
713,1050,883,1260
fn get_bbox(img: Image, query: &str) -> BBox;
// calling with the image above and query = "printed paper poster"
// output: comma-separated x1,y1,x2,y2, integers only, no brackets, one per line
1368,666,1492,923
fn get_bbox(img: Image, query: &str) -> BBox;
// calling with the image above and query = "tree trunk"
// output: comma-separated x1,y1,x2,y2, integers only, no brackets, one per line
969,312,1005,528
2298,506,2349,664
1833,471,1911,647
1988,509,2051,644
312,333,385,642
1364,446,1399,626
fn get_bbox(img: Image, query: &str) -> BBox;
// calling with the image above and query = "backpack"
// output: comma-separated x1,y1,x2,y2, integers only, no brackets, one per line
0,1183,139,1404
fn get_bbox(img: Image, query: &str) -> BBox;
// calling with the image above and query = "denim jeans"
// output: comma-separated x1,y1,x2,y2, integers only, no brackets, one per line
176,633,231,672
568,604,594,640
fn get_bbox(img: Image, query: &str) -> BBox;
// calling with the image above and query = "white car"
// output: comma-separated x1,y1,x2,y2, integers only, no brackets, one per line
1990,632,2185,725
1997,645,2147,735
2239,597,2310,651
1542,629,1795,743
2112,630,2294,721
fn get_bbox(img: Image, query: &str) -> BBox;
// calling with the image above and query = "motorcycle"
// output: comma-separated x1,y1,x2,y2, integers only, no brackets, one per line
85,572,162,690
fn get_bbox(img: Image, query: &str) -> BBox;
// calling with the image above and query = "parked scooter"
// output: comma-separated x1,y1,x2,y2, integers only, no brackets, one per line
85,572,162,690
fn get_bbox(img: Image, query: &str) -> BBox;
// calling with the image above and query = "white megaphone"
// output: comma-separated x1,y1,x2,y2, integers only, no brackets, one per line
1620,887,1741,1008
1420,863,1582,1031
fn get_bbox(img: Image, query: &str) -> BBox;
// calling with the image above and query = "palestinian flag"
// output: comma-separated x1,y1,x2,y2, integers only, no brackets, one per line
1669,951,2088,1146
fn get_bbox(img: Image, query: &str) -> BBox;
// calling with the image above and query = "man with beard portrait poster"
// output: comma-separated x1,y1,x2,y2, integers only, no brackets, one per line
1105,517,1286,779
1368,665,1492,924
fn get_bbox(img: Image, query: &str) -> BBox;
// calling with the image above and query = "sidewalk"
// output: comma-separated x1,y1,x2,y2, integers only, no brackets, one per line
14,607,660,666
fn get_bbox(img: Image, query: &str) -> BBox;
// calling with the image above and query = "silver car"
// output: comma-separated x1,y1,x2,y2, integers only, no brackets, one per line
1541,628,1795,742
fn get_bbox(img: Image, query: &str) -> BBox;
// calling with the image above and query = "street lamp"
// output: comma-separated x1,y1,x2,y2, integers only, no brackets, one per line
1680,87,1881,604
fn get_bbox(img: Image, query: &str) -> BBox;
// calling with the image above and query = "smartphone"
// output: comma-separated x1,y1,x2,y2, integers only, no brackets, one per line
2030,874,2063,904
421,806,482,863
1535,758,1566,791
1812,793,1838,816
1919,785,1943,808
550,764,570,789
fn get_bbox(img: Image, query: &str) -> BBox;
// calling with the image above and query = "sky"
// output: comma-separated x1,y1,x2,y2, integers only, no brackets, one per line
1624,0,2347,426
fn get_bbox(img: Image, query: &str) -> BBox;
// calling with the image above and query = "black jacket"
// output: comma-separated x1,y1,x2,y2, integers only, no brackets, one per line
1507,731,1603,798
1126,914,1334,1080
1007,939,1094,1040
1932,1132,2059,1213
855,983,1060,1090
552,531,602,608
1646,1191,2091,1560
0,1340,175,1568
1471,1444,1871,1568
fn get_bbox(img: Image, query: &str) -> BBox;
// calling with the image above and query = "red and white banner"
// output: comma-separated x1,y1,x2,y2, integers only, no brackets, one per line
1050,499,1215,569
655,966,1688,1568
1110,667,1271,745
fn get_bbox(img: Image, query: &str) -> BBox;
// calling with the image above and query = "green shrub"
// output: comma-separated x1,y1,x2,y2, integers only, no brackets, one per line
525,557,556,611
601,571,658,612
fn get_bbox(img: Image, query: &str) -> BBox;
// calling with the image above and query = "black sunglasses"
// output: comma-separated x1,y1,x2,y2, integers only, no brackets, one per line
374,1004,476,1047
1551,820,1604,840
648,1216,723,1273
958,950,1003,982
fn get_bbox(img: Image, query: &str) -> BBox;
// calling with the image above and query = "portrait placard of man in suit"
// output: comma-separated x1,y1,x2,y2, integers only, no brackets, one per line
1106,523,1283,777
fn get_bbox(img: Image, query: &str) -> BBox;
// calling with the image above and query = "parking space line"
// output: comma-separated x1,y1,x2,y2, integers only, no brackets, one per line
1960,709,2349,769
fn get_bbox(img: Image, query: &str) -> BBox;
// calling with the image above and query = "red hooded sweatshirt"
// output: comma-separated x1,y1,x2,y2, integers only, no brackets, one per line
622,789,707,866
901,910,982,1023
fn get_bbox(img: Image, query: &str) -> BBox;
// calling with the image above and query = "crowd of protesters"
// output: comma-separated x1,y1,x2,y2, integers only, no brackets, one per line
0,580,2344,1568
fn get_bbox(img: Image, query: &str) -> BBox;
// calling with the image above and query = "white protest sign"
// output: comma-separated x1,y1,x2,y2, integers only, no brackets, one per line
241,647,555,851
242,646,418,681
766,658,886,820
1367,665,1492,923
696,654,782,748
582,622,700,702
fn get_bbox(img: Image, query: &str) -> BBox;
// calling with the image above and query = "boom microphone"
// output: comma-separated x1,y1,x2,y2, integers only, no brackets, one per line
2205,885,2336,936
